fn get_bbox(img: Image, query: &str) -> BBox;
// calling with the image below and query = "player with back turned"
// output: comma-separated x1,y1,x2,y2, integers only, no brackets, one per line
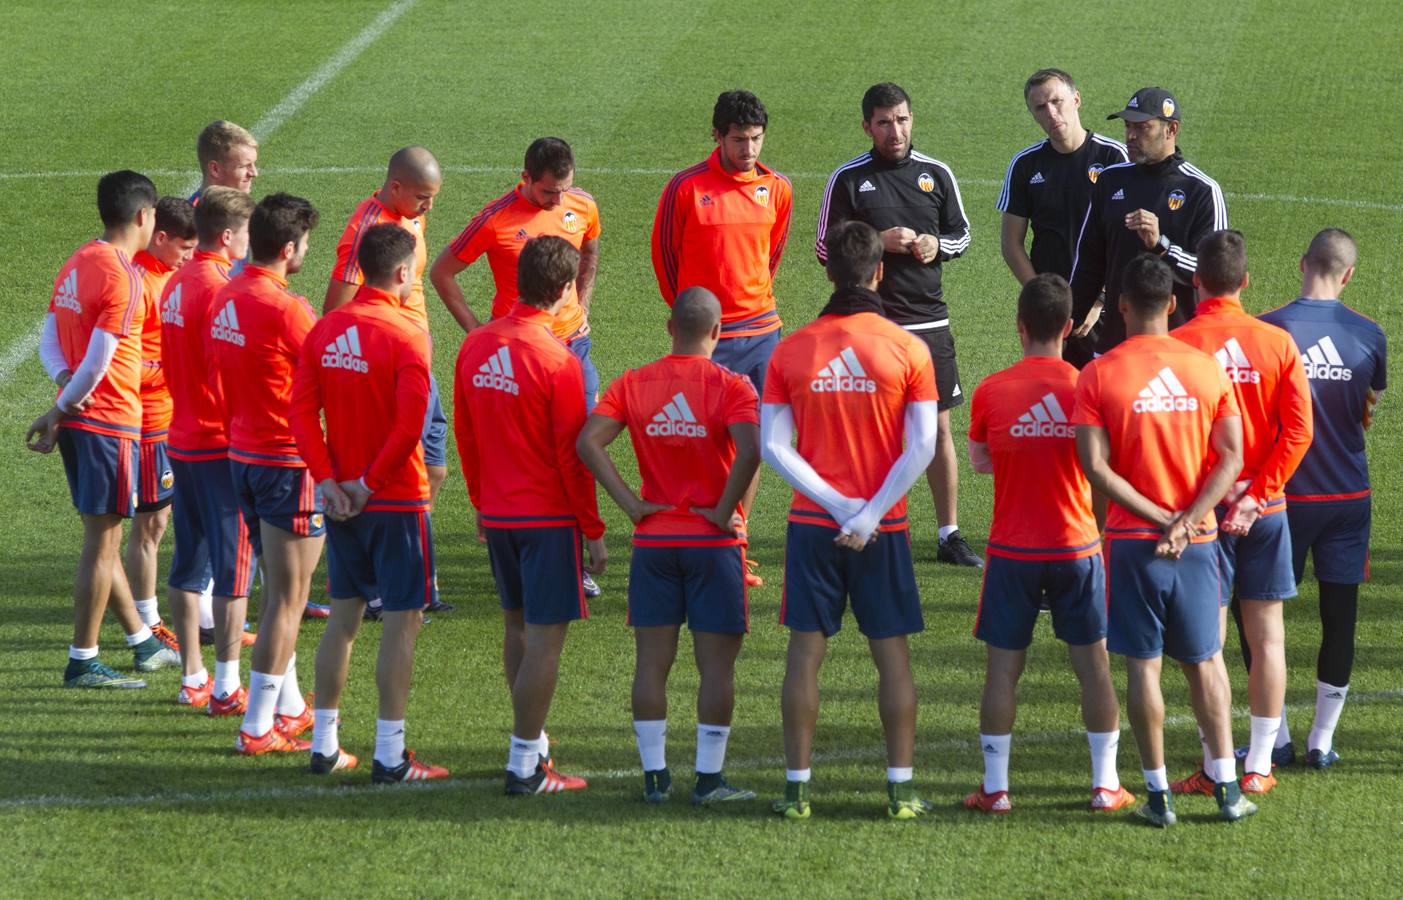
1071,254,1252,826
762,221,939,820
291,224,447,782
27,170,181,688
577,287,761,806
1259,228,1386,770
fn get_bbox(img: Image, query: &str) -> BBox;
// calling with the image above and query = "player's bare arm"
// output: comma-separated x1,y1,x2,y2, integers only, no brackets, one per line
690,421,761,536
322,278,359,315
1074,424,1174,528
428,247,480,332
999,213,1037,285
24,406,65,453
576,238,599,315
967,438,993,474
575,415,669,525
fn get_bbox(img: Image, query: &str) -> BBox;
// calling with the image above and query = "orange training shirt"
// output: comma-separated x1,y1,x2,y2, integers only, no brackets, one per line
332,192,429,332
133,249,174,439
161,251,234,459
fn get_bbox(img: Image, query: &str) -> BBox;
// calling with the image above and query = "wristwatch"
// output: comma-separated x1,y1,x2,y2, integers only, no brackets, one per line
1156,234,1172,256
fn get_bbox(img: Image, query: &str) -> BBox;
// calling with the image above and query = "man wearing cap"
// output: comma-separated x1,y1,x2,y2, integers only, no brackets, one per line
1069,87,1228,357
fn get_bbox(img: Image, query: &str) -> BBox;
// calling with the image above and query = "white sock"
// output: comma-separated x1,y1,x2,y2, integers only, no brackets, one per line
508,733,540,778
1143,766,1169,792
276,654,306,717
375,719,406,768
214,659,241,699
886,766,913,783
1210,756,1237,784
312,709,339,757
135,598,161,627
1309,681,1349,752
980,733,1012,794
1276,711,1292,748
198,582,215,630
938,524,959,541
125,625,153,646
633,720,667,772
181,669,209,689
1087,730,1121,791
696,723,730,775
785,768,811,783
69,645,98,661
1197,725,1211,772
242,670,284,736
536,731,551,761
1245,715,1281,776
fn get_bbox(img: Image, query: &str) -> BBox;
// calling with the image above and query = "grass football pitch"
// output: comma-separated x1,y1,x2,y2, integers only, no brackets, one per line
1,1,1401,895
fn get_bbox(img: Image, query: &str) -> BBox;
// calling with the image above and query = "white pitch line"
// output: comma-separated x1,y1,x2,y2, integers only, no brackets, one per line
0,0,419,385
3,688,1397,811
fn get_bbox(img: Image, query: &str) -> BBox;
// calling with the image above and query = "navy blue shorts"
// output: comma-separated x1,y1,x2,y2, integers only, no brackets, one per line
781,522,923,639
486,526,587,625
169,457,258,596
567,333,601,412
136,438,175,512
628,543,747,634
58,428,137,518
421,374,448,468
1216,504,1296,602
1107,538,1222,663
230,460,325,539
1288,497,1372,585
327,510,436,612
713,329,779,397
975,553,1107,650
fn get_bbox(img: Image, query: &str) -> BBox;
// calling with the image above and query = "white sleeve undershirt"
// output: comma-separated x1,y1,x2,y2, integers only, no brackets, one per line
38,313,68,382
760,403,864,525
56,327,119,414
839,401,940,541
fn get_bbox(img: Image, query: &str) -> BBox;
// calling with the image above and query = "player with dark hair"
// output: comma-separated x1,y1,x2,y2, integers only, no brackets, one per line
211,192,324,756
1168,230,1312,796
763,220,939,820
998,68,1127,366
1260,228,1386,770
327,146,453,615
964,273,1132,814
817,82,978,568
28,170,180,688
159,186,260,709
122,197,198,652
651,90,793,586
454,235,606,795
292,224,447,782
1072,254,1253,826
577,287,761,806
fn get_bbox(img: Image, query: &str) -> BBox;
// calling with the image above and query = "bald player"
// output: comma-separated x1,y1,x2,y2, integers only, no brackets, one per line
577,287,762,806
327,147,453,614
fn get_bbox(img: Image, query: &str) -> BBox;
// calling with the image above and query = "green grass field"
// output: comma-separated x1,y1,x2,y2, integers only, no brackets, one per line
2,1,1401,895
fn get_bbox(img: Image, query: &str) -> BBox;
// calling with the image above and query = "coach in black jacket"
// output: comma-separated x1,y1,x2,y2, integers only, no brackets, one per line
816,82,981,568
1069,87,1227,356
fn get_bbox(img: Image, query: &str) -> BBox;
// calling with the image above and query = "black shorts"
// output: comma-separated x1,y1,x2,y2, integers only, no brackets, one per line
911,327,963,410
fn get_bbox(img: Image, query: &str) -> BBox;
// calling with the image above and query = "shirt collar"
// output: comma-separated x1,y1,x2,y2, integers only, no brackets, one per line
353,284,401,307
508,302,555,326
1196,295,1245,315
243,264,288,288
133,249,171,275
706,148,762,183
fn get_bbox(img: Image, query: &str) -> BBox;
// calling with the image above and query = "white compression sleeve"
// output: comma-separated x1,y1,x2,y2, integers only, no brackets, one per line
839,401,939,542
39,314,69,382
760,403,864,524
56,328,119,413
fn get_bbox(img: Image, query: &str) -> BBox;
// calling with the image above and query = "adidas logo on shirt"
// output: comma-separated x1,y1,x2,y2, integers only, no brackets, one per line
1010,392,1073,438
1110,189,1125,200
210,300,246,347
1029,171,1045,185
1133,366,1198,413
811,347,877,394
1302,336,1353,381
858,180,877,193
54,269,81,313
322,325,369,373
646,392,707,438
472,346,519,395
1214,338,1261,384
161,284,184,327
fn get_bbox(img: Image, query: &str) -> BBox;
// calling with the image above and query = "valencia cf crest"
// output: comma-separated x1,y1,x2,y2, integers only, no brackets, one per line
311,513,325,529
562,210,581,233
753,185,770,207
1162,98,1176,118
917,173,935,192
1167,189,1186,211
1087,164,1104,184
160,469,174,490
